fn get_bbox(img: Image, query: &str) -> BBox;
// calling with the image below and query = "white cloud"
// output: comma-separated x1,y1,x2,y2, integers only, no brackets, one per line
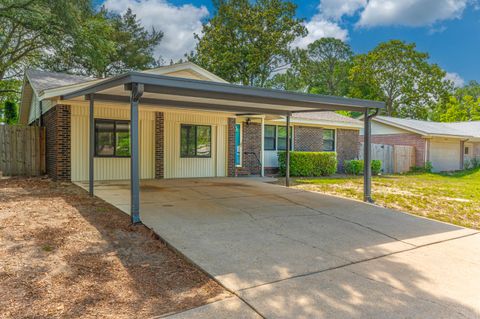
319,0,366,20
445,72,465,88
357,0,469,27
103,0,209,62
293,17,348,48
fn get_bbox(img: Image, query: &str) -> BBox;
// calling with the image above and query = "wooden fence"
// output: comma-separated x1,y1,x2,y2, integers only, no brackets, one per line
360,143,415,174
0,125,45,176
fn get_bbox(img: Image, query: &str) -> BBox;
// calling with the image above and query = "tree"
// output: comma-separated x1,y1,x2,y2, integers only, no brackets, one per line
439,95,480,122
304,38,353,96
43,8,163,78
3,100,18,124
0,0,89,81
349,40,451,119
188,0,306,86
267,38,353,96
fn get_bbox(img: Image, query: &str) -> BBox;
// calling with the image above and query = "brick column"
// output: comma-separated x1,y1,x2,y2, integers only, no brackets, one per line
155,112,164,179
242,121,262,175
337,129,360,172
43,104,71,181
227,118,236,177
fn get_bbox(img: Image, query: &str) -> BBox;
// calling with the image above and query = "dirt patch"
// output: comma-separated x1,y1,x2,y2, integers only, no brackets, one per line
0,177,230,319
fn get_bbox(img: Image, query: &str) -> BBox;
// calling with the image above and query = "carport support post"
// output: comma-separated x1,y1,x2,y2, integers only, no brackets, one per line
363,108,378,203
285,113,291,187
130,83,144,224
89,94,94,196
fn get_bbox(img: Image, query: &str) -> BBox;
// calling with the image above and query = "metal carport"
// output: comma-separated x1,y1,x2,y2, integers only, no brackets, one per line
56,71,384,224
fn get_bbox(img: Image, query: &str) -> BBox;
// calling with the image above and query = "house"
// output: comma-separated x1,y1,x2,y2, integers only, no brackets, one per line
362,116,480,172
19,62,365,181
17,62,383,221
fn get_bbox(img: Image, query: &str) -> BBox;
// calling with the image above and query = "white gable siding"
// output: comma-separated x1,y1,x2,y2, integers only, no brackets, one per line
364,121,411,135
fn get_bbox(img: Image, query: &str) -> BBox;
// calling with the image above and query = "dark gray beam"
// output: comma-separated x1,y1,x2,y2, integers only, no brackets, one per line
89,94,94,196
85,93,293,116
130,83,143,224
125,83,371,113
126,72,385,110
363,108,379,203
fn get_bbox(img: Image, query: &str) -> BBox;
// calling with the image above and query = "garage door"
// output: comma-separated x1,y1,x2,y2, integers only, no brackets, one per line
430,140,460,172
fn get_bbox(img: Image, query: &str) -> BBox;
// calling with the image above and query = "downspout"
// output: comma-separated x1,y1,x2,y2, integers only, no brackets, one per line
363,108,379,203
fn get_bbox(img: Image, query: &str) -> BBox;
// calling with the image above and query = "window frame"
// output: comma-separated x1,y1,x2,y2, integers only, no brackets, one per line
94,119,131,158
264,124,277,151
180,124,212,158
322,129,336,152
277,125,293,151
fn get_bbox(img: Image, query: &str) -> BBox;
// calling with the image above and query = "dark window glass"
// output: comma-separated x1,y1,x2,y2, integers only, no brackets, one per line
95,120,130,157
277,126,293,151
465,147,469,155
264,125,276,150
180,124,212,157
322,129,335,151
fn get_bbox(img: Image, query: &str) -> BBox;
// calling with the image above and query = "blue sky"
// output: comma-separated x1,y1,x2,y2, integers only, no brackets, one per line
96,0,480,86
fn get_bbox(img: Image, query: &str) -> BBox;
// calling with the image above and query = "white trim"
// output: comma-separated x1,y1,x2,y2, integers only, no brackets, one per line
236,122,243,168
270,117,362,129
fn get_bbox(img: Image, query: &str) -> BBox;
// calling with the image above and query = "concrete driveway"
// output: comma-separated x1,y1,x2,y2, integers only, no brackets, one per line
80,178,480,318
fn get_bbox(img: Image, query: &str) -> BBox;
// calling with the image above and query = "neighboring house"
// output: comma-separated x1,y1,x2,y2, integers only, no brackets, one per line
18,62,364,182
361,116,480,172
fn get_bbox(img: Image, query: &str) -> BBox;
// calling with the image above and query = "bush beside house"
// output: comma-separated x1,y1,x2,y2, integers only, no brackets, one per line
344,159,382,175
278,151,337,176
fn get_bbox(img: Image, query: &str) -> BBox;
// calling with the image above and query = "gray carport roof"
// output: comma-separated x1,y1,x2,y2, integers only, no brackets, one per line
59,71,384,115
57,70,383,224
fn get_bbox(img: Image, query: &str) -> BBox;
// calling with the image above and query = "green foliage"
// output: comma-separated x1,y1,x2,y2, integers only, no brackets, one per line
344,159,382,175
438,95,480,122
349,40,452,120
44,8,163,78
188,0,306,86
410,161,433,173
267,38,353,96
371,160,382,175
3,100,18,124
278,151,337,177
0,0,90,80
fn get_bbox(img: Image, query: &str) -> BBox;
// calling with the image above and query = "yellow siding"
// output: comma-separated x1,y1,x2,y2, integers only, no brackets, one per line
164,112,228,178
70,103,155,181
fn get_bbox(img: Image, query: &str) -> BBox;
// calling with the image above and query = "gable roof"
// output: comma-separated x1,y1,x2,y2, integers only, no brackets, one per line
293,111,361,124
19,62,229,124
373,116,480,139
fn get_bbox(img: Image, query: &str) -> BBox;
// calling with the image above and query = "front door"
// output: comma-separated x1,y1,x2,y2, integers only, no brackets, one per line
235,124,241,166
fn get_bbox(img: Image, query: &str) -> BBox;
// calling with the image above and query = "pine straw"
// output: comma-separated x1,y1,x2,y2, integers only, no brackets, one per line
0,177,230,319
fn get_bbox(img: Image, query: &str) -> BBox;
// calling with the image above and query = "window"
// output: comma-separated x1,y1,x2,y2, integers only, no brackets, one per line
277,126,293,151
95,119,130,157
465,147,470,155
180,124,212,158
322,129,335,151
264,125,276,150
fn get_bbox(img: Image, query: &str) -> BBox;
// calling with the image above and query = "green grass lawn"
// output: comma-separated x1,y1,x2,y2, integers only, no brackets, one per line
292,168,480,230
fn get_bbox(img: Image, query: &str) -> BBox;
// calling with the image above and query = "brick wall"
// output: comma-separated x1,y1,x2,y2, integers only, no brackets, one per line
337,129,360,172
294,126,323,151
43,104,71,181
227,118,236,177
368,133,426,167
155,112,164,179
239,122,261,175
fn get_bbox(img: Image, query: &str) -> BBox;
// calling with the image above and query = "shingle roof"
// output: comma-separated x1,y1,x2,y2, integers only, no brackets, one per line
293,111,361,124
26,69,95,93
375,116,480,138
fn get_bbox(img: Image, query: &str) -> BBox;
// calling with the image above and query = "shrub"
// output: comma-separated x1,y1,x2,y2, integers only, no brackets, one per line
278,151,337,177
410,161,433,173
344,159,382,175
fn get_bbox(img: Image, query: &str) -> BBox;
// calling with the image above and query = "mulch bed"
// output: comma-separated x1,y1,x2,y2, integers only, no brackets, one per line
0,177,230,319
